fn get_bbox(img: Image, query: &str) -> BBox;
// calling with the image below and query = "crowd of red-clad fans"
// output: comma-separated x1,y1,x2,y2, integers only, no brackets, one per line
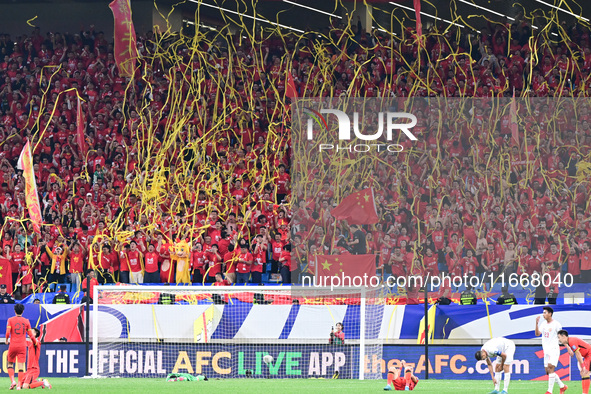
0,14,590,301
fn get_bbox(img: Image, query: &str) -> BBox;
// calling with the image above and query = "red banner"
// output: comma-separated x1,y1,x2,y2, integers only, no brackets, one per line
315,254,377,279
109,0,138,77
330,188,379,225
17,140,43,234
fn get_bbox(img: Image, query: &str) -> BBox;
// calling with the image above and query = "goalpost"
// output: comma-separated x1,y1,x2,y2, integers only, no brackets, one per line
91,285,385,380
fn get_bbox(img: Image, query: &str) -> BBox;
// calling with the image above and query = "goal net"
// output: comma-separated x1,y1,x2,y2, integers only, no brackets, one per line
91,285,385,379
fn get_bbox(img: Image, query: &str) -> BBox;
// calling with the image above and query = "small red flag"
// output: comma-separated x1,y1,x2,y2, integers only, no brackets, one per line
315,254,376,279
76,97,87,156
330,188,379,225
0,256,13,293
286,71,298,98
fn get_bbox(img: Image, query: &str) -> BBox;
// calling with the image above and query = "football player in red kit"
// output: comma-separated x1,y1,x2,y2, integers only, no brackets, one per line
22,327,52,389
6,304,37,389
384,360,419,391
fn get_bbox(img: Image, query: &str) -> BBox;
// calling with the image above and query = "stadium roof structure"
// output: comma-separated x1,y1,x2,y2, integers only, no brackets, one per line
1,0,590,39
177,0,591,35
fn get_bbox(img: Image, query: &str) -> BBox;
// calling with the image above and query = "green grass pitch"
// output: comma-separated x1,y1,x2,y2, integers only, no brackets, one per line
5,378,580,393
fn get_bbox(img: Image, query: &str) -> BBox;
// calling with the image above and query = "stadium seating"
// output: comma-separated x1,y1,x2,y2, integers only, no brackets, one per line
0,12,590,304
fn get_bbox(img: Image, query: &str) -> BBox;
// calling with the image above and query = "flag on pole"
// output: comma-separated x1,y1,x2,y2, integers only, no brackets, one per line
286,71,298,98
315,254,376,279
76,97,87,156
330,188,379,225
0,255,13,292
413,0,423,46
17,140,43,234
109,0,138,77
417,304,436,344
510,88,519,146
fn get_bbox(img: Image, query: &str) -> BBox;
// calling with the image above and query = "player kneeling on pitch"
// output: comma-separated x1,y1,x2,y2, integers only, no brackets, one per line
475,337,516,394
23,327,51,389
383,360,418,391
558,329,590,394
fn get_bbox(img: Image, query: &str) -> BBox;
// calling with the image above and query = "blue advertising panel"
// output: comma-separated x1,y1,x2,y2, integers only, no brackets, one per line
0,343,86,378
91,344,358,379
380,345,578,381
0,343,579,381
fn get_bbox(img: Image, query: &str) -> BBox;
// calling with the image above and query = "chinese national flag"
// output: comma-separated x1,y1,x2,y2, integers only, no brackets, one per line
330,188,379,225
286,72,298,98
315,254,376,279
76,97,87,156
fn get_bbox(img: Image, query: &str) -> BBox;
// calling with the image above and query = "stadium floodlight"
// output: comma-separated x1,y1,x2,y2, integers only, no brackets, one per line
283,0,342,19
189,0,305,33
390,2,467,29
534,0,589,22
91,285,386,380
377,27,397,36
183,20,218,31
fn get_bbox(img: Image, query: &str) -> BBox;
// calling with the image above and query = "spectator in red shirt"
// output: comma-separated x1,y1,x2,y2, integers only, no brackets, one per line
144,243,161,283
278,244,292,284
191,242,205,284
223,244,238,284
81,270,99,302
251,234,268,284
270,233,285,274
212,272,231,286
205,244,222,283
236,243,253,284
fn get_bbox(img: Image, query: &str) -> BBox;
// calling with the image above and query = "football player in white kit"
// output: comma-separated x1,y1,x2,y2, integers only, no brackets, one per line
475,337,516,394
535,306,568,394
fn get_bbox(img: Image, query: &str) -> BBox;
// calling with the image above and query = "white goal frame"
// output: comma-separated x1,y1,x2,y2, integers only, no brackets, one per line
92,285,383,379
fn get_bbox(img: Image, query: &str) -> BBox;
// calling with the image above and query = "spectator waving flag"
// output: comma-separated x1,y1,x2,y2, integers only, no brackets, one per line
17,140,43,234
315,254,376,279
109,0,138,77
330,188,379,225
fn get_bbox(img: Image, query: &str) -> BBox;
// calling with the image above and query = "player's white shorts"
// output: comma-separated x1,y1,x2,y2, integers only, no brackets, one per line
496,340,516,365
543,350,559,367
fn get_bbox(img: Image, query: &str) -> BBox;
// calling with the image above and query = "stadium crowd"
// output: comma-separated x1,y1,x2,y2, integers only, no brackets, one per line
0,12,590,300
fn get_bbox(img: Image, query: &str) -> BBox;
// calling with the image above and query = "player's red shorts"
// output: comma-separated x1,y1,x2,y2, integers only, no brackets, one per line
393,377,419,391
7,346,26,363
580,355,591,372
23,368,39,385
